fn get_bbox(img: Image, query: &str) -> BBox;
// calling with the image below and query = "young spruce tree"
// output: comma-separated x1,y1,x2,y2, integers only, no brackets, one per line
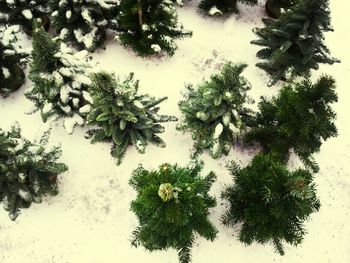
25,21,94,134
0,25,28,97
130,161,217,263
222,153,320,255
265,0,296,18
86,72,177,165
0,0,50,35
50,0,119,51
178,62,254,159
0,122,68,221
251,0,339,86
245,75,338,172
198,0,257,16
117,0,192,56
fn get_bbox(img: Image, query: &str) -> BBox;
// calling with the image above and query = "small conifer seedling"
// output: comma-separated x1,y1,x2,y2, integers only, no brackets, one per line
0,122,68,221
222,153,320,255
130,161,218,263
117,0,192,57
245,75,338,172
86,72,177,165
251,0,339,86
0,25,28,97
198,0,257,16
178,62,254,159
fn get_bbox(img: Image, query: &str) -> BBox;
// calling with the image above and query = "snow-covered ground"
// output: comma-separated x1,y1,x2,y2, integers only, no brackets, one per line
1,1,349,262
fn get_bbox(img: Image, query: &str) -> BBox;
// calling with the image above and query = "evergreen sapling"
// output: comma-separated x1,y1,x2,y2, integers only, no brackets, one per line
86,72,178,165
0,25,28,97
117,0,192,56
198,0,257,16
0,0,50,35
251,0,339,86
245,75,338,172
130,161,218,263
0,122,68,221
178,62,254,159
25,22,94,134
50,0,119,51
222,154,320,255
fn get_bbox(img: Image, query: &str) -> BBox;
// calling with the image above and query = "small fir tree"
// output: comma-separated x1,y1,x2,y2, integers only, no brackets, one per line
178,62,254,159
86,72,178,165
198,0,257,16
0,0,50,35
50,0,119,51
0,25,28,97
245,75,338,172
130,161,217,263
265,0,296,18
0,122,68,221
117,0,192,57
222,153,320,255
25,22,94,134
251,0,339,86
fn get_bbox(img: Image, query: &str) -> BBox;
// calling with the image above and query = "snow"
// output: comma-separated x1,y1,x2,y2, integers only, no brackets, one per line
151,44,162,53
213,123,223,139
21,10,33,20
66,10,72,19
63,114,84,134
42,103,53,114
0,1,350,263
2,67,10,79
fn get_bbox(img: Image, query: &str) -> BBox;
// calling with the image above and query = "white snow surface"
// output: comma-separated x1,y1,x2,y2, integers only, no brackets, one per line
0,1,350,263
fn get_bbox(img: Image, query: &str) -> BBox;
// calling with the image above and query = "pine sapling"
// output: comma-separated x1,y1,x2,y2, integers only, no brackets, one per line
0,25,28,97
50,0,119,51
86,72,178,165
117,0,192,57
222,153,320,255
245,75,338,172
251,0,339,86
178,62,254,159
130,161,217,263
198,0,257,16
0,122,68,221
25,22,94,134
0,0,50,35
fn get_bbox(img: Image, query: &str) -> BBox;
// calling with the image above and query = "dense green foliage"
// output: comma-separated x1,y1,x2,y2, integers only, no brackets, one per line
245,75,338,172
0,25,28,97
117,0,192,56
0,0,49,35
0,122,68,221
198,0,257,15
86,72,177,165
222,154,320,255
251,0,339,86
25,22,93,134
178,62,254,159
130,161,217,263
265,0,296,18
50,0,119,51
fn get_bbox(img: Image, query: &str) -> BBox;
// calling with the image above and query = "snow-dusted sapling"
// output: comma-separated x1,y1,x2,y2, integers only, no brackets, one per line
130,161,217,263
222,154,320,255
0,122,68,221
117,0,192,56
25,22,93,134
251,0,339,86
198,0,257,16
0,0,50,35
265,0,295,18
50,0,119,51
86,72,177,165
0,25,28,97
178,62,254,159
245,75,338,172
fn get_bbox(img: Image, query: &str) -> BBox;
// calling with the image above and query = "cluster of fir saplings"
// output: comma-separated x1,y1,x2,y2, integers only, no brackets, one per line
0,37,338,263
